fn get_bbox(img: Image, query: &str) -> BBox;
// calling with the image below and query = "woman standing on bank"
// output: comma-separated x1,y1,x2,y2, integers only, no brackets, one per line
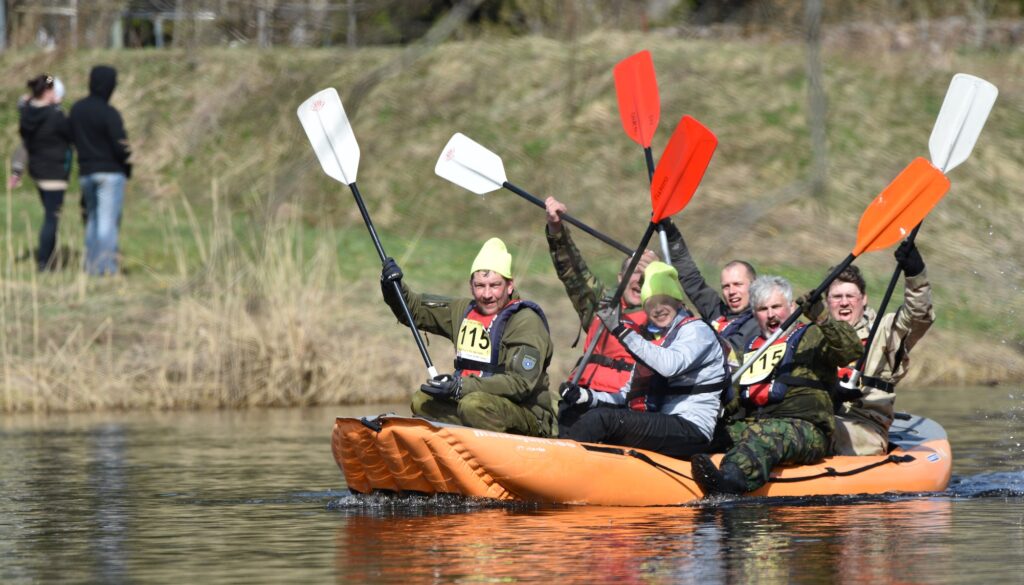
19,74,72,271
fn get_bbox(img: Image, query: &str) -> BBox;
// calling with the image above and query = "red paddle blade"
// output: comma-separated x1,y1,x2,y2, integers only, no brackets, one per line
650,116,718,223
613,50,660,148
853,157,950,256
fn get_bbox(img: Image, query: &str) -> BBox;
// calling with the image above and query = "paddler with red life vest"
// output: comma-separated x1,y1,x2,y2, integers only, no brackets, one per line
380,237,557,437
658,219,760,357
828,241,934,456
690,275,863,496
562,261,731,459
543,196,658,433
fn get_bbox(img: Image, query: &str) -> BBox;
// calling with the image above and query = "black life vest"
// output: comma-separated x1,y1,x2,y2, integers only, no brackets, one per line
454,299,548,378
736,323,828,407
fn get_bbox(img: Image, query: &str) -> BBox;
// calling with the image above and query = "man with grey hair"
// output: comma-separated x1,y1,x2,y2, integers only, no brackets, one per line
690,275,863,496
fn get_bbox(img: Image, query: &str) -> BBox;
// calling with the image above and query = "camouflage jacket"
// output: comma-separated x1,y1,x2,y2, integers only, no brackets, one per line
729,317,864,437
546,225,641,327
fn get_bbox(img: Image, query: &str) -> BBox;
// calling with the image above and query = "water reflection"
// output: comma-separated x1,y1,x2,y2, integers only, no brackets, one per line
0,394,1021,584
330,495,954,584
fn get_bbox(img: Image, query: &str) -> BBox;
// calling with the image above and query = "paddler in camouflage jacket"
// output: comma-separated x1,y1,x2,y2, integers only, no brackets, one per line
380,237,557,437
690,275,863,496
544,196,657,434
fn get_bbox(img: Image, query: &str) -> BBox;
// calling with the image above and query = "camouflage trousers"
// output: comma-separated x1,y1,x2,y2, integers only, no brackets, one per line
722,418,829,493
410,390,549,437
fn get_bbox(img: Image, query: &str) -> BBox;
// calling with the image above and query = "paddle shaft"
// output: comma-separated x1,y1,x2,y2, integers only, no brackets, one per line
854,223,923,372
641,145,672,262
502,181,633,255
569,223,658,386
349,181,439,378
731,253,857,384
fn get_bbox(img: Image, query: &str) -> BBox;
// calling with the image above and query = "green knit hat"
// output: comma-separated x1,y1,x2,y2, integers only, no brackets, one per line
640,261,684,304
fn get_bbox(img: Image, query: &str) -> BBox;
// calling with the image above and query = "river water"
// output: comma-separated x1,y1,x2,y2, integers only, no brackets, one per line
1,387,1022,584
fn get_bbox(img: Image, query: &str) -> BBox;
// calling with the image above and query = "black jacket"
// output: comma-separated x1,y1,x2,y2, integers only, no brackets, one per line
19,101,72,181
69,65,132,177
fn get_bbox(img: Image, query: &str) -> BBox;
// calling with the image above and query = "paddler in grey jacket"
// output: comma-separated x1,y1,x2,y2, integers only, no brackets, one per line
562,261,730,458
659,219,761,357
828,241,934,455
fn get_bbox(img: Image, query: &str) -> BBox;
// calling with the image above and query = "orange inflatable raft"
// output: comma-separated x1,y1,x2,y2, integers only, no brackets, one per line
331,413,952,506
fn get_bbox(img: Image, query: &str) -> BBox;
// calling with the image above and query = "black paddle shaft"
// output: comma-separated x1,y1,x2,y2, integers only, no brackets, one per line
644,147,655,182
348,182,436,372
569,223,658,386
856,223,923,371
502,181,633,255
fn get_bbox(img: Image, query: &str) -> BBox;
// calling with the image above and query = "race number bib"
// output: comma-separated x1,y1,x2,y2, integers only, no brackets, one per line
456,320,491,362
739,344,786,385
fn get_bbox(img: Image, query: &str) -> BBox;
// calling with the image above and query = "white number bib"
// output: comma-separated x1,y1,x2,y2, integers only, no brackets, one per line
456,320,492,362
739,343,786,385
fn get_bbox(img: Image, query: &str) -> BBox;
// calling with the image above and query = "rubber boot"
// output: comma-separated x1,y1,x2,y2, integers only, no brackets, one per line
691,454,747,496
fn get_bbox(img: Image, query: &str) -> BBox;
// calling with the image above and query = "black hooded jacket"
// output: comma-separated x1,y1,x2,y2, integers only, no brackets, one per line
69,65,132,177
19,100,72,181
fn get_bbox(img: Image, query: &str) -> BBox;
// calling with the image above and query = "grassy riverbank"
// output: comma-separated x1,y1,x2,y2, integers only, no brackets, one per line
1,32,1022,411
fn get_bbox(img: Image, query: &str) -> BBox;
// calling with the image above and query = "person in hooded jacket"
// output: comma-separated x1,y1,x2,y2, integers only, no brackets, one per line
69,65,132,276
19,74,72,271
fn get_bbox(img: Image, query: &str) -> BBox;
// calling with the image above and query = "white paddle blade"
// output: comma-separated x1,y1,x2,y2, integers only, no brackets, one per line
434,133,507,196
296,87,360,185
929,73,998,173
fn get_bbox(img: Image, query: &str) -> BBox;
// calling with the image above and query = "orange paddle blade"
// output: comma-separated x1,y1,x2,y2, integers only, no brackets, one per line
650,116,718,223
853,157,950,256
613,50,659,148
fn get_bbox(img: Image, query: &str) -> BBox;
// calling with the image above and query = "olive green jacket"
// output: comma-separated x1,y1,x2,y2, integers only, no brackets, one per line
383,281,557,435
730,317,863,437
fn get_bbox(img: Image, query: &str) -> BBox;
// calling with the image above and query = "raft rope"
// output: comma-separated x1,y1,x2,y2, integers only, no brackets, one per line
625,449,694,481
622,449,916,484
767,454,916,483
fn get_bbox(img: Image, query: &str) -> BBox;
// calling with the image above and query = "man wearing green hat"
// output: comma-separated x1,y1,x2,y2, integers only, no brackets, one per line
562,261,731,459
380,237,557,437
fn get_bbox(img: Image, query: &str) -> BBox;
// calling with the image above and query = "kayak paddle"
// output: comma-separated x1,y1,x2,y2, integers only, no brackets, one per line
613,49,671,261
434,133,632,255
297,87,439,379
570,115,718,385
848,73,997,387
731,157,951,384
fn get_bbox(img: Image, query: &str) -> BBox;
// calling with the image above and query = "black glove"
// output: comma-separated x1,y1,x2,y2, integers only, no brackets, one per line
420,373,462,401
796,292,826,324
596,305,627,338
658,218,681,240
559,382,595,409
381,257,403,283
894,240,925,277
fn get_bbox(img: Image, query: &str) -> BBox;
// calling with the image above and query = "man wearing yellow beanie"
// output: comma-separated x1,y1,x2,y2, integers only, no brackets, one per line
380,238,556,437
561,261,731,459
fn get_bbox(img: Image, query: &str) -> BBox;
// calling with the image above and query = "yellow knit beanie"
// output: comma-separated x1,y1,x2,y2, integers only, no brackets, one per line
470,237,513,279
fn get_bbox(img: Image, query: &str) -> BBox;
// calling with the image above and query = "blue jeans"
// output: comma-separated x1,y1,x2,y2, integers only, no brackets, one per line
81,172,125,276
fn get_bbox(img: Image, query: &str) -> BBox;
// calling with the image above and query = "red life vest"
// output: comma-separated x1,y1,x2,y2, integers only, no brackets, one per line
713,310,754,340
568,302,647,393
454,299,548,378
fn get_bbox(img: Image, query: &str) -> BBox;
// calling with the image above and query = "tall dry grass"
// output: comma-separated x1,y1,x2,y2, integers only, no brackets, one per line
0,180,430,412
